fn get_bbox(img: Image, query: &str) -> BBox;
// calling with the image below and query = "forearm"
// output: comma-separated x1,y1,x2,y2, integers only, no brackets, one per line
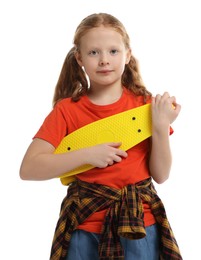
149,128,172,184
149,92,181,183
20,148,88,181
20,139,128,181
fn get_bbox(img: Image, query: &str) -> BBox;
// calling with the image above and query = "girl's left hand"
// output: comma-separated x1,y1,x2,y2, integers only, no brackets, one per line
151,92,181,132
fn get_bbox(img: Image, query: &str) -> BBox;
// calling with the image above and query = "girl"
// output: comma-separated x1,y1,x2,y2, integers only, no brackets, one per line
20,13,182,260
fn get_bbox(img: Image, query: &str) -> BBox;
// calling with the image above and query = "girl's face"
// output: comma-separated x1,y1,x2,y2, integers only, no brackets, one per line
75,26,131,89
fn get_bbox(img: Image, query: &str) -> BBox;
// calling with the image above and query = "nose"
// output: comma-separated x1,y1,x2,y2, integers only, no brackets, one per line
99,53,109,66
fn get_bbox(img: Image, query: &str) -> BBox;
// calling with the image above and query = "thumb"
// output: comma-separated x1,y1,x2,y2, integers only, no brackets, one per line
106,142,122,148
173,103,181,115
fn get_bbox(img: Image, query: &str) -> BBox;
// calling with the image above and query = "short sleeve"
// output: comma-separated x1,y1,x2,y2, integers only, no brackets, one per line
33,103,68,148
170,126,174,135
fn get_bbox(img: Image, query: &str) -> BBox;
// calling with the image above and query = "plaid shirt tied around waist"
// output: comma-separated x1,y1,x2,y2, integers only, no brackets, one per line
50,177,182,260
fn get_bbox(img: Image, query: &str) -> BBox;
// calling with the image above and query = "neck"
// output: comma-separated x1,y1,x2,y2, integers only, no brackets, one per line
87,85,123,105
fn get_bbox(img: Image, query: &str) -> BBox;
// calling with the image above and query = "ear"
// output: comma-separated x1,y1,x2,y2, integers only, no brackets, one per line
125,48,131,64
75,51,83,67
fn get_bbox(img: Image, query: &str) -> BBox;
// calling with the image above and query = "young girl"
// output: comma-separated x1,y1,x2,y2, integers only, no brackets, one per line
20,13,182,260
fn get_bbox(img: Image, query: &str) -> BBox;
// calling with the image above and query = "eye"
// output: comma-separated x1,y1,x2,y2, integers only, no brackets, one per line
88,50,99,56
110,49,118,55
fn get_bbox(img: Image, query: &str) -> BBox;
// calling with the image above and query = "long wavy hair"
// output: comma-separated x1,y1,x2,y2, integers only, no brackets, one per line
53,13,151,106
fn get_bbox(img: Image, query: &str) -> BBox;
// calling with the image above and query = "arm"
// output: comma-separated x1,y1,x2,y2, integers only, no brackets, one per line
19,138,127,181
149,92,181,184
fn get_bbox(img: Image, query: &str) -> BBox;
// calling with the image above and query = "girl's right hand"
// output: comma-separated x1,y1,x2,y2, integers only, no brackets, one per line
19,140,127,181
84,142,128,168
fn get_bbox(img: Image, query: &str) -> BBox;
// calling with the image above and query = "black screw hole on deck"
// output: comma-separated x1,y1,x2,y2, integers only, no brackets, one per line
67,147,71,151
132,117,136,120
138,129,141,133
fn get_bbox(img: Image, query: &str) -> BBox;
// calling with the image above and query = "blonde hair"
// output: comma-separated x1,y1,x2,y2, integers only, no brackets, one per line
53,13,151,106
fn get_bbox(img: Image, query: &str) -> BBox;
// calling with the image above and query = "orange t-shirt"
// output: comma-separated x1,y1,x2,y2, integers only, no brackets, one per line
34,88,171,233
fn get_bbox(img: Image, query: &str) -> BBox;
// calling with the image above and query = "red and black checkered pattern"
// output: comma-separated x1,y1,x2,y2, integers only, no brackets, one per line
50,178,182,260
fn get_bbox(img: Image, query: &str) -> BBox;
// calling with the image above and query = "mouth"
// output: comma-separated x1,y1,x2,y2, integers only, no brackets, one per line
97,70,113,74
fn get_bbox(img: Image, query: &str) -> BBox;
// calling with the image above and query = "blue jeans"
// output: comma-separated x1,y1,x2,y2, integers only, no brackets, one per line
66,224,160,260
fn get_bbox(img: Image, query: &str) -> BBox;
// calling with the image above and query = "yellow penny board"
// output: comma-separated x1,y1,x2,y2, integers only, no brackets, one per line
54,103,152,185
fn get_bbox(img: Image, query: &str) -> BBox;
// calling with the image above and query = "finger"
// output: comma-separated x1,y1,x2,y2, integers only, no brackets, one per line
113,155,122,163
173,103,181,114
169,96,176,104
169,96,180,110
162,92,170,98
108,153,125,165
160,92,171,104
107,160,114,166
106,142,122,148
115,149,128,158
155,94,162,102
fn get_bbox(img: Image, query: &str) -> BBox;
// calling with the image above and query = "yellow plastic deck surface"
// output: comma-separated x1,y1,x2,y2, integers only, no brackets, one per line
54,103,152,185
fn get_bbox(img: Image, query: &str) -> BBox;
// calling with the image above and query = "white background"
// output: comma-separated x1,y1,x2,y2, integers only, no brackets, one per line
0,0,200,259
